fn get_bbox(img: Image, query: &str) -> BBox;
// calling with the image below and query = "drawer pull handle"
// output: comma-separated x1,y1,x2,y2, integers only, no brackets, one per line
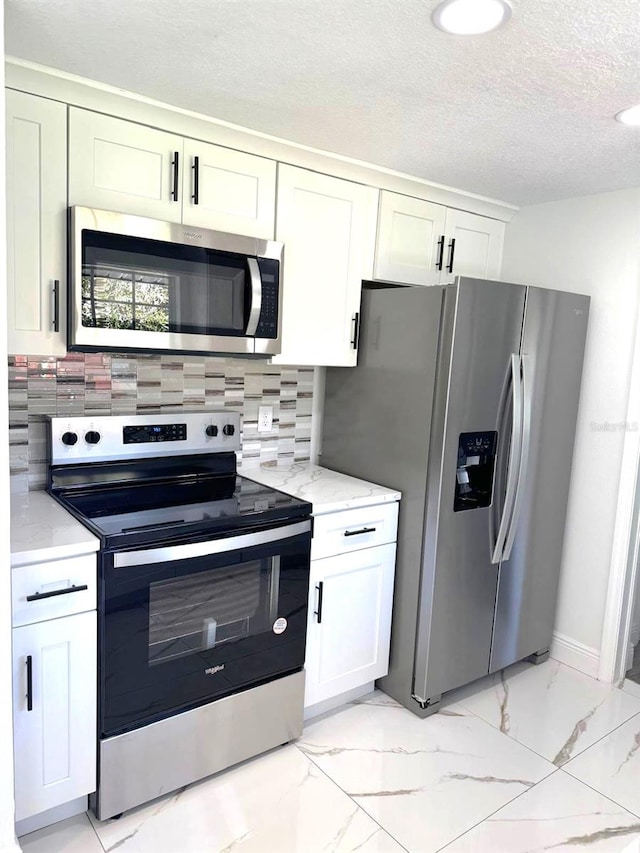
26,655,33,712
344,527,376,537
314,581,324,624
26,584,89,602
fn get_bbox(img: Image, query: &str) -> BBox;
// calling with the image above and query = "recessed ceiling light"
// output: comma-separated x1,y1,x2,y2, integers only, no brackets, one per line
615,105,640,126
432,0,512,35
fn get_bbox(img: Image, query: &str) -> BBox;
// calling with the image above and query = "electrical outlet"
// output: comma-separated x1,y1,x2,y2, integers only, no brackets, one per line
258,405,273,433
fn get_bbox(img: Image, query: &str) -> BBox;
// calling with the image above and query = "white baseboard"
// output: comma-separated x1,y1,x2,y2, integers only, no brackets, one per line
15,797,87,839
303,682,375,722
550,631,600,679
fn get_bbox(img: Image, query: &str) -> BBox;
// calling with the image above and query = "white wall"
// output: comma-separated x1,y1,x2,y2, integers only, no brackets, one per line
1,4,21,849
502,188,640,663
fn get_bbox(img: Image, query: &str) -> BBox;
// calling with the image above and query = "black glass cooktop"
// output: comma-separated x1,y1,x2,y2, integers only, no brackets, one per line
50,473,312,550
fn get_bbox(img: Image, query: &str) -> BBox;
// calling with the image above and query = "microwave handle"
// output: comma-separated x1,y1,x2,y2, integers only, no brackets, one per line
245,257,263,336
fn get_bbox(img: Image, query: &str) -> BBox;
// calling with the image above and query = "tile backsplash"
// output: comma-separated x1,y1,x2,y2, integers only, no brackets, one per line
9,353,315,493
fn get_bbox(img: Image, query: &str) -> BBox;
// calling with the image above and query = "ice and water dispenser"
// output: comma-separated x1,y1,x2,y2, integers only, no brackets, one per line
454,431,498,512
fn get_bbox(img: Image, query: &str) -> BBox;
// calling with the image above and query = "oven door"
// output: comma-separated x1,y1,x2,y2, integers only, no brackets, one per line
99,519,311,738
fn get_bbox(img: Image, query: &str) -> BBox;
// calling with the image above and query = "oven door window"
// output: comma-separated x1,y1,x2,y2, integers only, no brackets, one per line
82,230,248,337
148,556,280,665
101,529,310,738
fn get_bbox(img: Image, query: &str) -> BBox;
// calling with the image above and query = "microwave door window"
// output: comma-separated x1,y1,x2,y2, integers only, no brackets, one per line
207,264,245,333
81,230,249,339
173,264,246,336
82,262,172,333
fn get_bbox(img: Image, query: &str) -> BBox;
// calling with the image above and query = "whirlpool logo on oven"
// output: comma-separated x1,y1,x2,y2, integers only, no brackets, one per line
204,664,225,676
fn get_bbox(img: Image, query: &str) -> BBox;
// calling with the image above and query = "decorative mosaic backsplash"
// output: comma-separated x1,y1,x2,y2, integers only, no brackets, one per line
8,353,315,493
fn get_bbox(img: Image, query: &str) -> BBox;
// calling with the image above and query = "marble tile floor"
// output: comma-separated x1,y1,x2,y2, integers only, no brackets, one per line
19,659,640,853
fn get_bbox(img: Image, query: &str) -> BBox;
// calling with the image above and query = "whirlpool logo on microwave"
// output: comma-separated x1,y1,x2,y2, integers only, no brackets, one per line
184,231,203,240
204,664,225,676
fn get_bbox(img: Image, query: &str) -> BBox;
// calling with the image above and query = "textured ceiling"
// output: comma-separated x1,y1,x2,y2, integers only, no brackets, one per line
5,0,640,205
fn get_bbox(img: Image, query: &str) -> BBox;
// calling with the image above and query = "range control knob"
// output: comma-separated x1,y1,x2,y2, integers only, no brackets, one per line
85,430,101,445
205,424,219,437
61,431,78,446
223,424,235,437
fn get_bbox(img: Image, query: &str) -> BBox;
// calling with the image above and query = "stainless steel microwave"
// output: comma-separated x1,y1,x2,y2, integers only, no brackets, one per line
69,206,283,357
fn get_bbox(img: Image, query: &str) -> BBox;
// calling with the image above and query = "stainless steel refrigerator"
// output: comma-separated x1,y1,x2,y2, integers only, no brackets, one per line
321,277,590,717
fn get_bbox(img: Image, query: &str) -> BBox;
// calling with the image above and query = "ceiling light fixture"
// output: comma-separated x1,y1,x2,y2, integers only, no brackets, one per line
432,0,512,35
615,105,640,126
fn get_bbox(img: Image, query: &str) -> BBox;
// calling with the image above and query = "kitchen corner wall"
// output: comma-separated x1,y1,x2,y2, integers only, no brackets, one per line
8,352,315,493
501,187,640,669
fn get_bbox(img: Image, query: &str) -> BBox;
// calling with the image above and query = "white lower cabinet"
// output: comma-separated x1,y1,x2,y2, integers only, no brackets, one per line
13,611,97,822
304,502,399,710
12,551,97,824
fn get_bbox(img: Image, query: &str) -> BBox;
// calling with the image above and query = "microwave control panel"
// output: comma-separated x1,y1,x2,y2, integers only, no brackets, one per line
254,259,279,339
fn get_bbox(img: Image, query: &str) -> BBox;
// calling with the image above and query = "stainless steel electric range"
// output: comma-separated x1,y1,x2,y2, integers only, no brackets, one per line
47,412,312,820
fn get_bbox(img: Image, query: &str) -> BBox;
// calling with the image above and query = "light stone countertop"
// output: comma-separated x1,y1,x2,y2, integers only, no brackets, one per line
10,490,100,568
237,462,401,515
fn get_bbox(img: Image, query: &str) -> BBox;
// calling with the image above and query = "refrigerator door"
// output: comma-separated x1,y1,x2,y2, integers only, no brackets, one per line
490,286,590,672
322,284,445,707
413,278,527,704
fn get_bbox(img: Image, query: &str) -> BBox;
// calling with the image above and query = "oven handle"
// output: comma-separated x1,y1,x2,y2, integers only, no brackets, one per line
113,519,311,568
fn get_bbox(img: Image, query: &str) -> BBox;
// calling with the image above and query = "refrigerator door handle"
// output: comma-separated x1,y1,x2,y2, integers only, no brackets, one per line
502,354,531,561
491,354,523,564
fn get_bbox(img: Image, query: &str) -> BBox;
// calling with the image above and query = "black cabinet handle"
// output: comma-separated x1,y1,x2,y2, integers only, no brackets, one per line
446,238,456,274
314,581,324,624
435,236,445,271
26,584,89,602
344,527,376,537
171,151,179,202
52,280,60,332
350,312,361,350
192,156,200,205
26,656,33,712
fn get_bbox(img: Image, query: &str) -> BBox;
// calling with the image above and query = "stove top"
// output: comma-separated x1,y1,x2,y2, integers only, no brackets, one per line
46,412,312,550
53,474,311,549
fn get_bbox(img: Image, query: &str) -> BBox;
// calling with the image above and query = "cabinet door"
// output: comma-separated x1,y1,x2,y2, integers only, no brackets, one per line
305,542,396,708
441,208,505,283
6,90,67,355
182,139,276,238
68,109,183,222
373,191,446,286
13,612,97,822
274,165,378,367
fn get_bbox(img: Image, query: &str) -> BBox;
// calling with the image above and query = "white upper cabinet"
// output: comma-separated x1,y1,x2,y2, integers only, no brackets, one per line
69,109,277,238
374,192,446,286
374,190,505,286
182,139,276,238
274,165,378,367
69,109,183,221
6,90,67,355
440,207,505,283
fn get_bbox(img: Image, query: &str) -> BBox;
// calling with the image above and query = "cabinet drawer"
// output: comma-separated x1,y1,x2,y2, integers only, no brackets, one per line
12,554,97,627
311,502,399,560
